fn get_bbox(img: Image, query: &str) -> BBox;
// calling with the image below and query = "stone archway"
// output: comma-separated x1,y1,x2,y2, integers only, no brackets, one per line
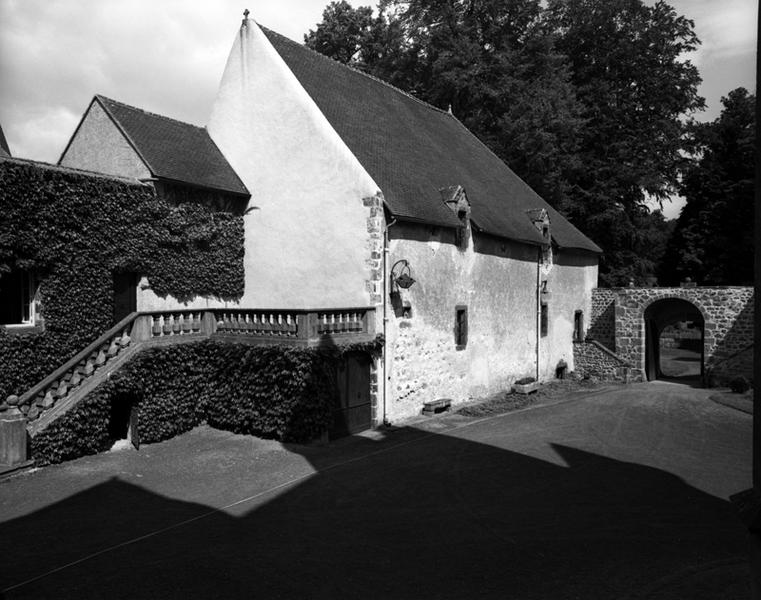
587,286,753,386
643,297,705,383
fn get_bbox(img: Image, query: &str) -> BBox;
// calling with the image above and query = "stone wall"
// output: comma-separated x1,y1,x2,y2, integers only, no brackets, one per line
588,288,616,350
599,286,753,384
710,343,754,386
384,223,598,422
573,341,643,382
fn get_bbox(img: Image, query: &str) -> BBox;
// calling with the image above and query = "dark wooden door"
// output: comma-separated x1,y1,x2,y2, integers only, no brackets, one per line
129,405,140,450
113,273,137,323
331,352,372,438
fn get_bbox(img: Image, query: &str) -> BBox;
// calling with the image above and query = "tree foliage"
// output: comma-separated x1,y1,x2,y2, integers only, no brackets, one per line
659,88,755,285
305,0,704,285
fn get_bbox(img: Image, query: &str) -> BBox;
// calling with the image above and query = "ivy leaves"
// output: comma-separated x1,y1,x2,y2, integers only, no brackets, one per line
0,160,245,400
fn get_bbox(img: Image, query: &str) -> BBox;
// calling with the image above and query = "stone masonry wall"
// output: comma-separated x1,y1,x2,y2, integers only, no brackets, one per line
612,286,754,382
573,341,643,382
588,288,616,351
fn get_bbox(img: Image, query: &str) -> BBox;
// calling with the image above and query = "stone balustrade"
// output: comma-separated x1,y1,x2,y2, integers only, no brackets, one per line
150,312,204,337
0,319,135,424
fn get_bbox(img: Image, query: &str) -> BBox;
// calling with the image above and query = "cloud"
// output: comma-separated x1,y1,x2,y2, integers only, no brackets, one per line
0,0,332,161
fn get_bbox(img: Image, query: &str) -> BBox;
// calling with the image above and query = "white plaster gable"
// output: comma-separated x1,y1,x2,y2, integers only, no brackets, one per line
207,18,380,203
206,17,382,308
59,99,151,181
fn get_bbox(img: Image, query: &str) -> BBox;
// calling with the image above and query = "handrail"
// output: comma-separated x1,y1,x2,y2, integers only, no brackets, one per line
11,306,378,408
15,312,139,406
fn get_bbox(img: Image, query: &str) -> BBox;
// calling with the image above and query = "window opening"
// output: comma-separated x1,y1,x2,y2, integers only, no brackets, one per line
540,302,548,337
574,310,584,342
0,270,36,326
455,305,468,349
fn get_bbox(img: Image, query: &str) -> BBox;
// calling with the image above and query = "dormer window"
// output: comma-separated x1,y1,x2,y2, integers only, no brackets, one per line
440,185,471,250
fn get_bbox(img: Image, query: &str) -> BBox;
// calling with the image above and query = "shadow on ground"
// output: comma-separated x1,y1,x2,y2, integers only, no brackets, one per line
0,426,750,600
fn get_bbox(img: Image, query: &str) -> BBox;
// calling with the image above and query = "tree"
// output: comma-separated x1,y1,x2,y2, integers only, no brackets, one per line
305,0,704,285
659,88,755,285
306,0,585,208
304,1,375,64
544,0,704,284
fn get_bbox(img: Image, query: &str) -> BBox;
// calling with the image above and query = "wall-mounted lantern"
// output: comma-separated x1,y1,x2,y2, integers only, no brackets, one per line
391,259,416,290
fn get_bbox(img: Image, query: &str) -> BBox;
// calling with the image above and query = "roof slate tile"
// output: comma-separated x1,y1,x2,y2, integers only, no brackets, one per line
263,28,600,253
97,95,248,197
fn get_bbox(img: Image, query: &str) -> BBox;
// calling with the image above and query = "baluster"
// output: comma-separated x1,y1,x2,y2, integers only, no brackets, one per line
273,314,282,336
107,337,120,357
95,348,107,368
152,315,162,337
41,390,55,409
120,328,131,346
172,314,181,335
181,313,191,334
70,366,83,388
162,315,172,336
192,312,202,333
286,314,297,336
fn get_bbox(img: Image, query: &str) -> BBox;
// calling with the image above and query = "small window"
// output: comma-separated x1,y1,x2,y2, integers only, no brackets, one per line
0,270,37,326
574,310,584,342
455,305,468,349
540,302,548,337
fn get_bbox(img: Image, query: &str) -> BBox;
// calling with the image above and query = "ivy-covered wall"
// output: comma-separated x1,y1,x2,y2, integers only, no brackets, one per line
0,158,244,400
31,339,382,466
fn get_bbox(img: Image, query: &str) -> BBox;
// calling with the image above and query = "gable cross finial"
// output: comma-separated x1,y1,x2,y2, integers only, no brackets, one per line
244,8,250,18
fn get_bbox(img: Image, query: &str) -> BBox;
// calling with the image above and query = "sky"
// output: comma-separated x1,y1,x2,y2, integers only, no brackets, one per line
0,0,756,218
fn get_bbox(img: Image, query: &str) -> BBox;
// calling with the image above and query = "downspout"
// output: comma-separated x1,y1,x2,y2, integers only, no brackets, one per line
382,216,397,426
536,247,541,382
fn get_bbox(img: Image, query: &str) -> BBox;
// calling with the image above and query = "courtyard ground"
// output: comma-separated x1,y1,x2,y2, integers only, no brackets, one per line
0,381,752,599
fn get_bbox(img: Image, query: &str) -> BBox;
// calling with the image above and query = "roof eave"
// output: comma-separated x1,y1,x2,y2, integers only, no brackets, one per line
152,176,250,199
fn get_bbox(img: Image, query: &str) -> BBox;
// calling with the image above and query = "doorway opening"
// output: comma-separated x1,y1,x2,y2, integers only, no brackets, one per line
330,351,372,438
644,298,704,385
108,390,141,450
112,272,137,324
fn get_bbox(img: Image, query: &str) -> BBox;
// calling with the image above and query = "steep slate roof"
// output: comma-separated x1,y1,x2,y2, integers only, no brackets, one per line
263,28,600,253
94,96,248,196
0,123,10,157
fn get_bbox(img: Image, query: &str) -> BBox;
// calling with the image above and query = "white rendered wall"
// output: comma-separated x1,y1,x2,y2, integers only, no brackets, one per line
208,20,381,309
59,100,150,181
385,224,598,422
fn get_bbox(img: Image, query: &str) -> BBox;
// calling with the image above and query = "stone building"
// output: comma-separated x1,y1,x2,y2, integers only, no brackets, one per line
57,16,601,427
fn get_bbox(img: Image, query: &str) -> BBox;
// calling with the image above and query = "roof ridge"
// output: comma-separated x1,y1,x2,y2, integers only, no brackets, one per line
95,94,207,131
259,25,450,116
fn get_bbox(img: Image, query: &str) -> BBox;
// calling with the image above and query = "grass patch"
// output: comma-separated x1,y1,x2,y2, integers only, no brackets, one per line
456,379,608,417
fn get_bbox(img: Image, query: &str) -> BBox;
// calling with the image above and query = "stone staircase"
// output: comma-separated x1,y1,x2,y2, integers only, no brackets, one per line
1,307,376,466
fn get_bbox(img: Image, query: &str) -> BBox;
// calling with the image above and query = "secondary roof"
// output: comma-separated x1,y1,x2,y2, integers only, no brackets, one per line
87,95,248,197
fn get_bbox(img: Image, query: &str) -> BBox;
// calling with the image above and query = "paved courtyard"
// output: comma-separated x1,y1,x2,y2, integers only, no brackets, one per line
0,382,752,599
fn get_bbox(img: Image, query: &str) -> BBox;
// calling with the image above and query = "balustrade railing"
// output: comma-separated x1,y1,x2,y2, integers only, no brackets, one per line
3,307,375,430
149,312,204,338
215,311,300,337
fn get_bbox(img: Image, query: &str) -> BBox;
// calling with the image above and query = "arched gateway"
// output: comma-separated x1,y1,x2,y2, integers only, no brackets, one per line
584,286,753,386
643,297,705,382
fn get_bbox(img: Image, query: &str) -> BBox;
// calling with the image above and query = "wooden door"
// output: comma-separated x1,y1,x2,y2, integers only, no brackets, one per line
129,405,140,450
331,352,372,438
